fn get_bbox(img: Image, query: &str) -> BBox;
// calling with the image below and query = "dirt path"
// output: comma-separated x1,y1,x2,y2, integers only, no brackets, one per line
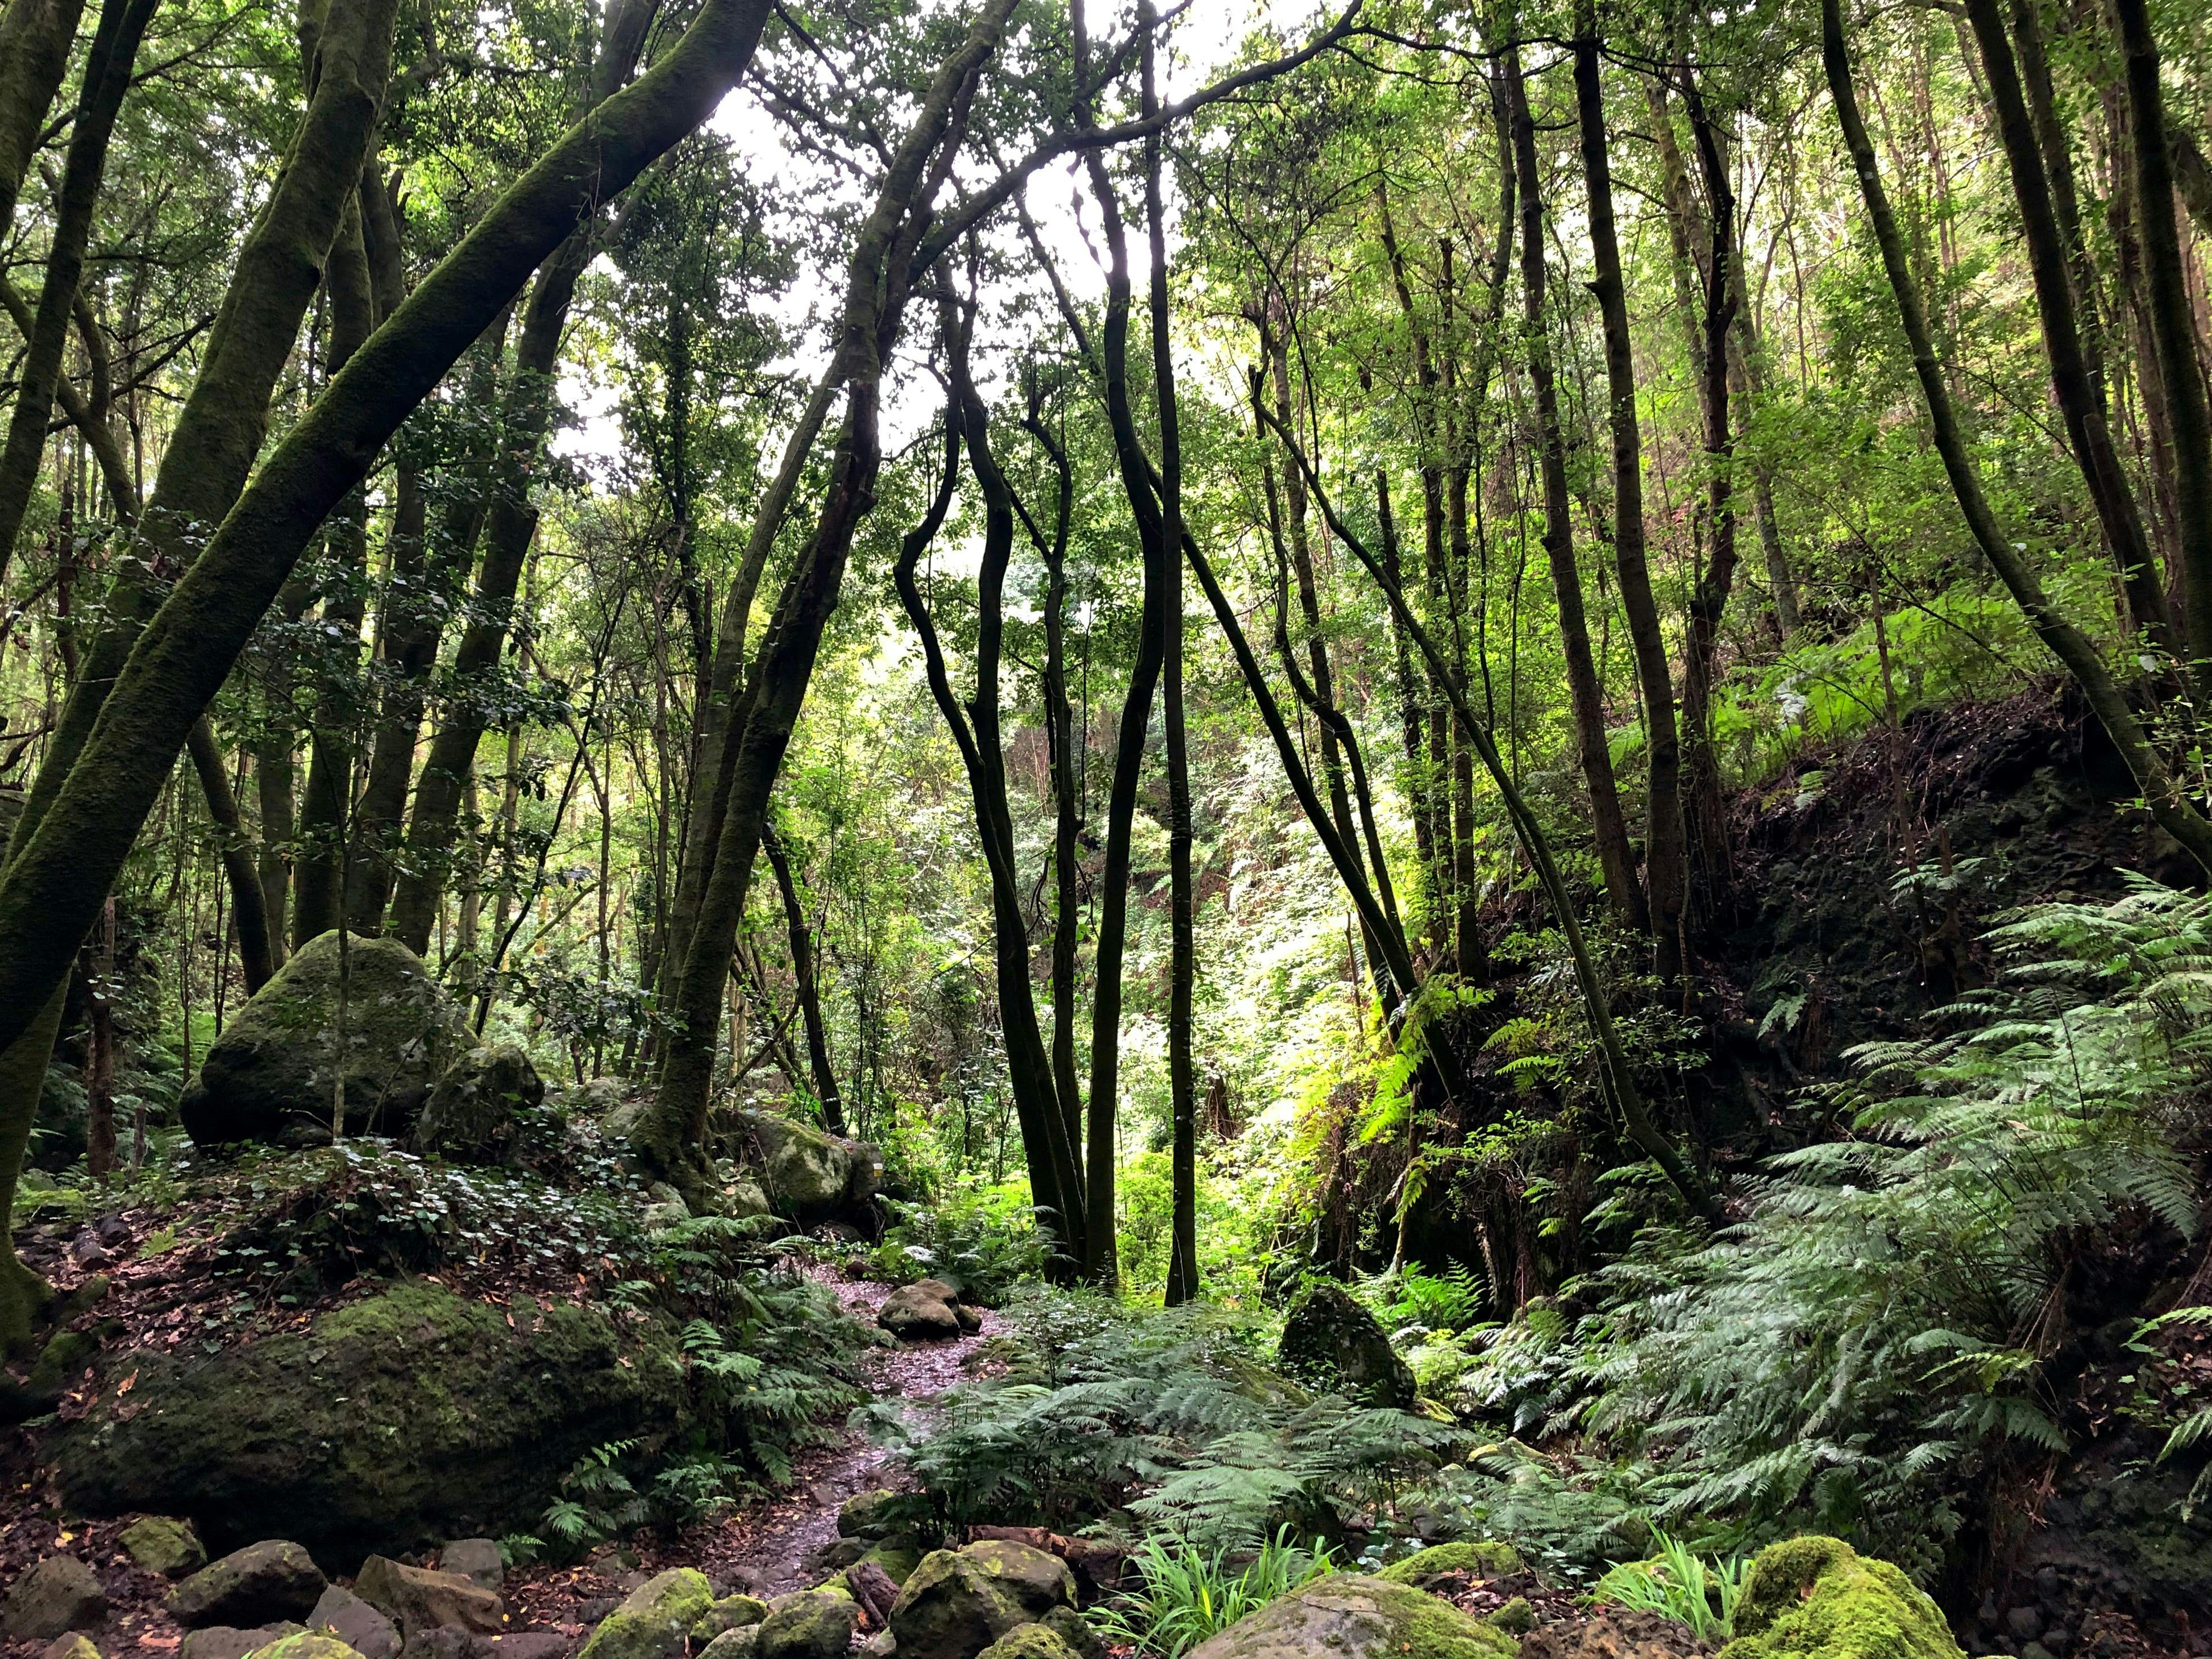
506,1268,998,1643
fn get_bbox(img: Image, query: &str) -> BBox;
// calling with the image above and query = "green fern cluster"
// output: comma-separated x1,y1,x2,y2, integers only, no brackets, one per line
862,1286,1464,1550
1562,876,2211,1577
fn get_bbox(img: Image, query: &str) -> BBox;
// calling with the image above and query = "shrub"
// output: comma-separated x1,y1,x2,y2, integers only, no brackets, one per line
1094,1528,1336,1659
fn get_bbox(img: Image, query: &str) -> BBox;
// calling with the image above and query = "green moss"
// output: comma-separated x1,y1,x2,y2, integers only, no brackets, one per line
1486,1598,1534,1636
696,1594,769,1639
244,1636,365,1659
54,1282,684,1560
1356,1579,1519,1659
1378,1542,1524,1584
859,1543,923,1586
977,1623,1082,1659
1721,1537,1963,1659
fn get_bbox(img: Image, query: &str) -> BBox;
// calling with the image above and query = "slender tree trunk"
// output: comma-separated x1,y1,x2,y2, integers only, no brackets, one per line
1508,46,1645,932
761,818,843,1133
385,0,659,951
2113,0,2212,677
0,0,89,247
1822,0,2212,878
1963,0,2174,655
1575,6,1688,979
186,719,276,991
0,0,161,582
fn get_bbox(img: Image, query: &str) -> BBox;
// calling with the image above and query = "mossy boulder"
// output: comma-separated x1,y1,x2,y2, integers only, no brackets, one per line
179,1625,306,1659
730,1109,882,1221
180,933,472,1146
243,1636,365,1659
758,1590,859,1659
1720,1537,1963,1659
351,1556,502,1636
859,1543,925,1586
307,1586,397,1659
1378,1542,1523,1585
977,1624,1083,1659
3,1555,107,1640
701,1633,760,1659
120,1515,207,1577
1184,1576,1516,1659
53,1283,684,1562
880,1280,963,1340
1276,1283,1417,1408
695,1595,769,1642
413,1044,544,1166
577,1569,715,1659
891,1542,1072,1659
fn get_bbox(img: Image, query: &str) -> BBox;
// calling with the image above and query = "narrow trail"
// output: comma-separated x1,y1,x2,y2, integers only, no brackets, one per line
506,1267,999,1644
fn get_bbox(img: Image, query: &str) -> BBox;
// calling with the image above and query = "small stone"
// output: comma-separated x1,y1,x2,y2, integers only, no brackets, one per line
169,1542,327,1629
354,1558,504,1639
2008,1608,2045,1643
1040,1607,1102,1659
860,1635,896,1659
2023,1645,2055,1659
701,1632,761,1659
243,1636,370,1659
180,1627,307,1659
695,1595,769,1643
805,1537,868,1574
437,1541,506,1592
976,1625,1081,1659
1486,1599,1535,1636
310,1586,400,1659
121,1516,209,1578
41,1635,102,1659
838,1490,906,1540
69,1232,111,1268
878,1282,961,1341
483,1639,570,1659
5,1556,110,1641
577,1567,714,1659
394,1629,482,1659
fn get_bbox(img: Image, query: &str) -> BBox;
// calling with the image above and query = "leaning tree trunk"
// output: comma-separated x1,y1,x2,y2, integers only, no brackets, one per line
1821,0,2212,880
641,0,1017,1188
0,0,161,583
0,0,89,248
0,0,780,1349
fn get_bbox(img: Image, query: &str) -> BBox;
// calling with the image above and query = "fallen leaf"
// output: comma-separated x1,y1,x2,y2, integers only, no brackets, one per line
117,1370,137,1395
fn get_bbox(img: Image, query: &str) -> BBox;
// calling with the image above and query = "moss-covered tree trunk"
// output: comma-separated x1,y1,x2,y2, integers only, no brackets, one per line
0,0,780,1347
0,0,88,246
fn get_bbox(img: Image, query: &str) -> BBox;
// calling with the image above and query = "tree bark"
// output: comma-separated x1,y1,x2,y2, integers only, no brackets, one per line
1508,45,1645,933
760,818,843,1133
1822,0,2212,879
0,0,88,246
0,0,161,583
1574,5,1687,980
186,718,276,991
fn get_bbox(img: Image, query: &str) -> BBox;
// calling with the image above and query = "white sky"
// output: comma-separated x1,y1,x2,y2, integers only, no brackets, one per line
556,0,1336,465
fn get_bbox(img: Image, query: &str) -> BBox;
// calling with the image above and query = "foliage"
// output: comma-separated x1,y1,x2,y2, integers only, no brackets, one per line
861,1286,1463,1549
1589,1532,1751,1643
874,1184,1049,1305
1093,1528,1337,1659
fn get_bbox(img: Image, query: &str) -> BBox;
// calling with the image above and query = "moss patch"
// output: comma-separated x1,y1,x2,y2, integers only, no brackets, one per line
1721,1536,1963,1659
1378,1542,1524,1584
1184,1575,1516,1659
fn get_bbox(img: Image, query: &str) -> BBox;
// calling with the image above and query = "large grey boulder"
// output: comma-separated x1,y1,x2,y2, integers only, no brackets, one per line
413,1045,544,1165
3,1555,106,1640
309,1586,400,1659
731,1109,883,1221
879,1279,962,1341
1275,1282,1416,1408
167,1542,327,1629
1184,1577,1515,1659
180,933,472,1146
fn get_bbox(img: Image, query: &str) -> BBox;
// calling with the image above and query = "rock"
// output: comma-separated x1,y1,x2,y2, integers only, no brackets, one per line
859,1545,925,1588
731,1109,882,1221
180,1628,307,1659
1040,1608,1104,1659
701,1633,761,1659
695,1596,769,1643
243,1636,369,1659
3,1553,106,1640
1377,1542,1523,1586
69,1231,110,1268
414,1046,543,1166
2006,1608,2044,1643
394,1631,482,1659
438,1541,506,1591
354,1558,505,1638
860,1635,897,1659
310,1586,401,1659
57,1283,684,1561
169,1544,327,1629
728,1178,772,1220
1275,1283,1416,1408
0,1325,99,1426
41,1636,102,1659
1522,1609,1711,1659
1486,1600,1535,1637
577,1567,714,1659
121,1515,208,1577
1184,1576,1515,1659
891,1544,1076,1659
1722,1536,1964,1659
483,1639,569,1659
806,1536,868,1574
179,933,473,1146
879,1281,962,1341
841,1489,907,1539
758,1591,859,1659
953,1304,982,1334
642,1183,691,1233
965,1530,1120,1600
977,1625,1082,1659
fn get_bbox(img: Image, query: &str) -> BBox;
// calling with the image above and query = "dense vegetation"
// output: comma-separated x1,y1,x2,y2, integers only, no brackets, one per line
5,0,2212,1645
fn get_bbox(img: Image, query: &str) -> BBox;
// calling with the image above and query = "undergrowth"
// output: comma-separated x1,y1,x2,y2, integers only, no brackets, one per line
1094,1528,1337,1658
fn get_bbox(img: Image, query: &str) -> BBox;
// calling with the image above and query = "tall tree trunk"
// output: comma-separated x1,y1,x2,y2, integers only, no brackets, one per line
2113,0,2212,676
1574,4,1688,980
186,719,276,991
1507,44,1645,933
0,0,784,1349
384,0,659,951
642,0,1014,1190
0,0,161,581
761,818,843,1133
1962,0,2174,656
0,0,89,246
1822,0,2212,879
